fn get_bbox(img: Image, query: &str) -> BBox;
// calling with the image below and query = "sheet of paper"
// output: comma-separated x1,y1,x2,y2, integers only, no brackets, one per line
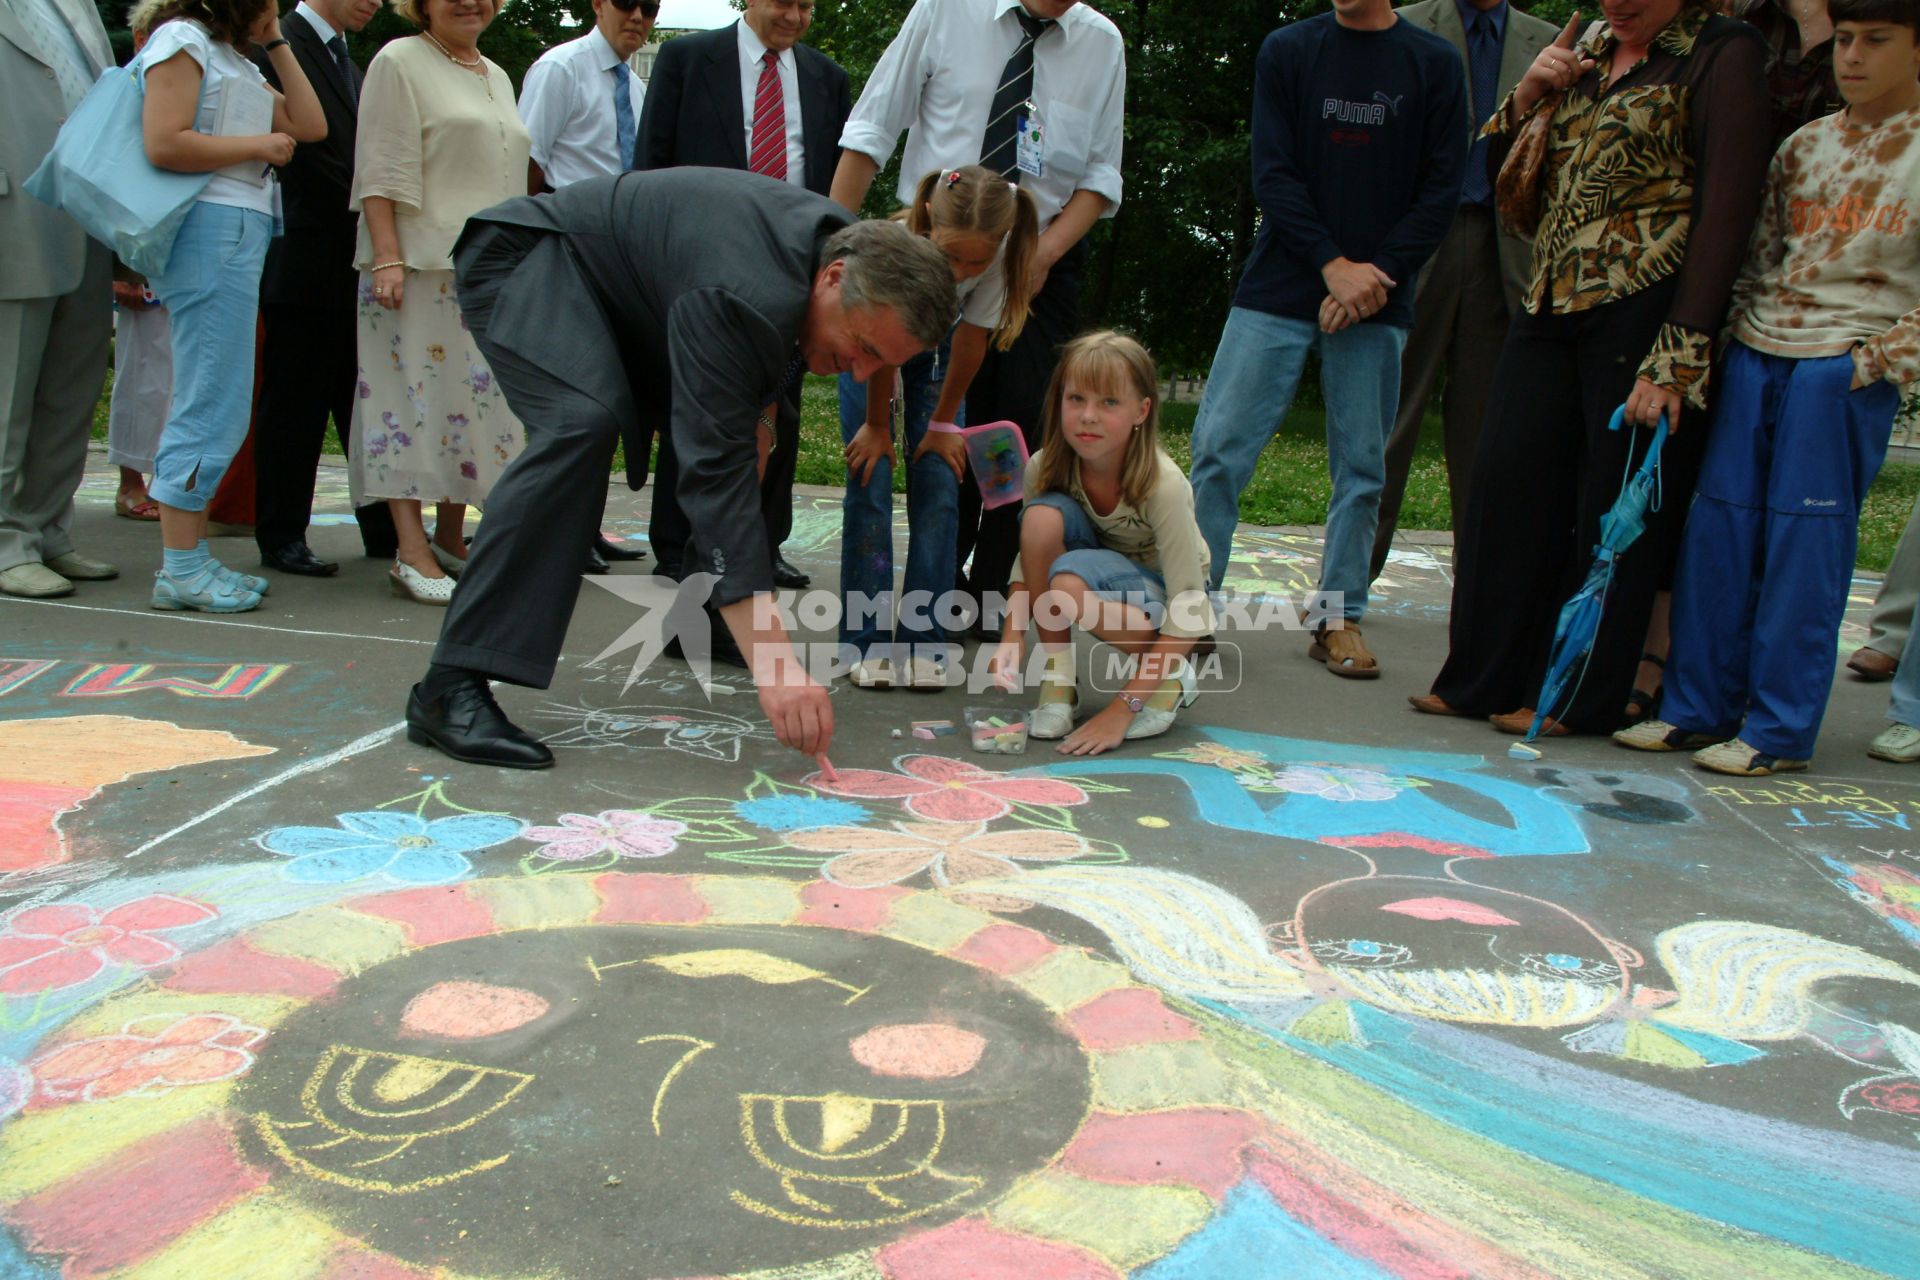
213,76,275,186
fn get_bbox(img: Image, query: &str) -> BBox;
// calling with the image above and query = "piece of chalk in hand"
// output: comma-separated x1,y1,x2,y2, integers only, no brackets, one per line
815,754,840,781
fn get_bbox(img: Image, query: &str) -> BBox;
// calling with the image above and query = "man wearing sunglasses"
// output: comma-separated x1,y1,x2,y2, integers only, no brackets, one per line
636,0,853,638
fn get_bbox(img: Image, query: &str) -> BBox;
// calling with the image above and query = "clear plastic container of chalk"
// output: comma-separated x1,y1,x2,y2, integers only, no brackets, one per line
964,706,1030,755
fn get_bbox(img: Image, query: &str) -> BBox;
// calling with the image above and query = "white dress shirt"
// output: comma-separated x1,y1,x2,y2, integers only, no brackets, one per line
736,18,804,187
293,0,336,44
519,27,644,187
839,0,1125,230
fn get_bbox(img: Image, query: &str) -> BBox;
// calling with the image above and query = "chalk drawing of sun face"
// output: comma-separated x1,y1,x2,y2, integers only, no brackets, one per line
532,702,769,761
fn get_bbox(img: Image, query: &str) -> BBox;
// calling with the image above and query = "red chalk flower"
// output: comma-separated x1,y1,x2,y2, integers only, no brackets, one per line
0,896,215,995
791,820,1095,912
31,1013,265,1102
807,754,1088,824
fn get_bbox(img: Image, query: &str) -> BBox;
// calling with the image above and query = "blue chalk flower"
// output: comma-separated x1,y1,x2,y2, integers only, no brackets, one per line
257,811,525,885
733,795,871,833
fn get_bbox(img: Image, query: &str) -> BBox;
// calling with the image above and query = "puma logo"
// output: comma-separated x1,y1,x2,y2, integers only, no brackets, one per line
1373,91,1405,115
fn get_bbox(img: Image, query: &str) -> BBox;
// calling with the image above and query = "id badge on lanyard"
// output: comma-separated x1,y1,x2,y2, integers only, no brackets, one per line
1015,100,1045,179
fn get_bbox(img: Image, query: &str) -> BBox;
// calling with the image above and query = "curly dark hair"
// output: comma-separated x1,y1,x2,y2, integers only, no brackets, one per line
143,0,273,51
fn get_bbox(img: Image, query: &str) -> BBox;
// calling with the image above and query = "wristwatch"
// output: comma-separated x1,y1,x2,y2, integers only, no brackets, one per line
1119,693,1145,714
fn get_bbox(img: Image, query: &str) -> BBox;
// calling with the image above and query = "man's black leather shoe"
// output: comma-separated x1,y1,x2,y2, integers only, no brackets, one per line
771,554,810,589
261,541,339,576
596,533,647,562
584,542,610,575
406,675,555,769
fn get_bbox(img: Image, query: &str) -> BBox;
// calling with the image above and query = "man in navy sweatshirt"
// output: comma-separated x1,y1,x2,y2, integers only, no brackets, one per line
1188,0,1465,679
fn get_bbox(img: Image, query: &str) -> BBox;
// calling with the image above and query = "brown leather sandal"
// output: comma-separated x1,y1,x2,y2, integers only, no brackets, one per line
1310,623,1381,679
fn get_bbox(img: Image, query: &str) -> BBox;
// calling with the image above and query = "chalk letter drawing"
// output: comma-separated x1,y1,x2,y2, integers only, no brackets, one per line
732,1093,984,1228
254,1045,534,1193
0,660,57,699
60,662,290,699
0,716,273,872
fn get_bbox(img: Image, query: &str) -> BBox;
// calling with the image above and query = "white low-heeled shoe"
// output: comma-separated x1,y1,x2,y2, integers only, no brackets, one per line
1029,689,1078,739
430,543,467,578
848,657,895,689
907,655,949,691
1124,662,1199,740
390,560,455,605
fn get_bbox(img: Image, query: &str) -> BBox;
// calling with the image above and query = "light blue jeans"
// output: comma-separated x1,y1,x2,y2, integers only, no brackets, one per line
837,340,962,658
1188,306,1407,620
147,201,271,512
1024,492,1168,624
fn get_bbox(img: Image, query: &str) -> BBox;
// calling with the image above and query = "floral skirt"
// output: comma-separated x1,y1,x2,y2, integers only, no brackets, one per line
347,268,523,506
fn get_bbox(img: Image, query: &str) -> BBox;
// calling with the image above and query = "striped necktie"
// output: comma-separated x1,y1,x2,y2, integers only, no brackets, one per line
749,50,787,181
981,8,1053,183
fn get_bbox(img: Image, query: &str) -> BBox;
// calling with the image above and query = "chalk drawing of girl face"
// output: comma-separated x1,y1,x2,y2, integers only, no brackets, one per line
1282,874,1639,1028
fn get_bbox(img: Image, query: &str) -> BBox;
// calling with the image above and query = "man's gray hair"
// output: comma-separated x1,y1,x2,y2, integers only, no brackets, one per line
823,220,957,350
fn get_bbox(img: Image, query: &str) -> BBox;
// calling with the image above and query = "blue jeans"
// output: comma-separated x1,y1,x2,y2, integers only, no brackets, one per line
1188,306,1407,619
838,341,962,657
1024,492,1168,622
147,202,271,512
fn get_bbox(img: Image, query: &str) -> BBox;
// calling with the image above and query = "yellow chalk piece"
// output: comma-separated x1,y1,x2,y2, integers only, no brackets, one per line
1136,816,1171,829
1009,949,1131,1013
1091,1042,1239,1113
989,1172,1211,1268
123,1191,338,1280
878,894,991,953
816,1095,876,1153
0,1082,236,1199
246,906,409,975
693,876,804,925
44,989,300,1043
468,874,600,932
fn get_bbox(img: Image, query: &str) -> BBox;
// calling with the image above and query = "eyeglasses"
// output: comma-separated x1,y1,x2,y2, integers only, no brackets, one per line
611,0,659,15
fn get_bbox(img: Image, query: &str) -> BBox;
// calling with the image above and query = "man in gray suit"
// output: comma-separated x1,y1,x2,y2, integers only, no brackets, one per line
1368,0,1556,583
405,169,955,769
0,0,117,598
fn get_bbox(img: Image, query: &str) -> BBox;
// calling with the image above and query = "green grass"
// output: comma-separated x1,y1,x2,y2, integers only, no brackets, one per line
95,367,1912,572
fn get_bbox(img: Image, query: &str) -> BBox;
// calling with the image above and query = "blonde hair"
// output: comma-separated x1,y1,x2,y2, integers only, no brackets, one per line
392,0,496,33
902,166,1038,351
1650,920,1920,1040
128,0,168,38
1033,330,1162,509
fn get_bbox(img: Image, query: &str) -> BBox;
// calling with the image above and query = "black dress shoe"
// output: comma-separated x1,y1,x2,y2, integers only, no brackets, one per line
584,542,610,575
771,554,810,589
261,541,340,576
595,533,647,562
406,674,554,770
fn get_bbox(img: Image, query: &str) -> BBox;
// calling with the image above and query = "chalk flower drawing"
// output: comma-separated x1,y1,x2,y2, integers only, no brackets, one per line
1162,742,1270,773
732,795,872,833
1851,1080,1920,1117
808,755,1089,825
0,896,215,995
522,810,687,862
31,1013,266,1102
1264,765,1408,803
792,821,1103,913
257,811,526,885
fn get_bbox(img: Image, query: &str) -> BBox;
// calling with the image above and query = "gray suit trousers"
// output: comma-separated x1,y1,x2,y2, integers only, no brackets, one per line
0,243,111,572
1370,206,1510,582
1865,494,1920,658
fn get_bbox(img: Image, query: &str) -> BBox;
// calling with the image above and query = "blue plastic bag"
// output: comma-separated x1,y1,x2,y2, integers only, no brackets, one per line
23,63,210,278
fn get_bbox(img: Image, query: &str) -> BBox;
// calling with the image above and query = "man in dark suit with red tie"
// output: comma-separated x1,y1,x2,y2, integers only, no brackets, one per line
250,0,398,577
635,0,851,610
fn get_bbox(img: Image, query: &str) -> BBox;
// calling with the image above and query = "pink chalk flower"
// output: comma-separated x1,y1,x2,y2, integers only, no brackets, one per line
31,1013,265,1102
0,896,216,996
807,754,1088,825
522,809,687,862
791,820,1095,912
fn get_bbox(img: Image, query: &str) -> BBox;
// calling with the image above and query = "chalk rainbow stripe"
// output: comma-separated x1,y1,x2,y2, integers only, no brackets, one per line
58,664,290,701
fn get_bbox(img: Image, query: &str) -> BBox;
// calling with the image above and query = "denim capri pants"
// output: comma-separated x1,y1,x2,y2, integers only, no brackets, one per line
1022,492,1167,625
146,202,272,512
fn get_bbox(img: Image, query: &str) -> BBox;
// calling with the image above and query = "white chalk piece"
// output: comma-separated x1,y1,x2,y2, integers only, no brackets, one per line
1508,742,1543,761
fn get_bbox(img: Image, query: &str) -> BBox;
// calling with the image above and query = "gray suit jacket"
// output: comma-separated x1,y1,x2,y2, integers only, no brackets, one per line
0,0,112,301
458,168,853,605
1396,0,1556,306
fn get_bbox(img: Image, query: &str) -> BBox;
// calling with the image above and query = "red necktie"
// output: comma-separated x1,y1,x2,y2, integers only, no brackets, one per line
749,51,787,181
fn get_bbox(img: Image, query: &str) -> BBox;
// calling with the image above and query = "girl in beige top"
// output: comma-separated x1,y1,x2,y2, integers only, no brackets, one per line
992,331,1215,757
348,0,530,605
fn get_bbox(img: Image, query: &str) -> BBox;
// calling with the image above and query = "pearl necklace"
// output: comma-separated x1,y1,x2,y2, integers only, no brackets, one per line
421,29,482,69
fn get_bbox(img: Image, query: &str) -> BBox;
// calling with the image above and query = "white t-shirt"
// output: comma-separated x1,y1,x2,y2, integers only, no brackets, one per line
139,19,277,214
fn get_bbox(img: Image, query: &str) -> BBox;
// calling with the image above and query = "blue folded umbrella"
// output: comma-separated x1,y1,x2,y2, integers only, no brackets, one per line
1522,406,1669,746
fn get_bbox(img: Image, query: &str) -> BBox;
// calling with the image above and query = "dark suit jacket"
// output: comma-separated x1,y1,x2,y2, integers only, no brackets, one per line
253,11,361,306
635,24,850,198
458,169,853,604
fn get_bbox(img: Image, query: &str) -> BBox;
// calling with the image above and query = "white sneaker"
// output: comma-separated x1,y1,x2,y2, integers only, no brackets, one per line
1030,689,1078,739
389,560,455,605
907,655,948,691
1869,723,1920,763
848,658,895,689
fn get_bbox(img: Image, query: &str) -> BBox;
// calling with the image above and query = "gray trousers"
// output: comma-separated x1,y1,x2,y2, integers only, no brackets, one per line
1370,206,1510,582
1865,492,1920,658
0,243,111,572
